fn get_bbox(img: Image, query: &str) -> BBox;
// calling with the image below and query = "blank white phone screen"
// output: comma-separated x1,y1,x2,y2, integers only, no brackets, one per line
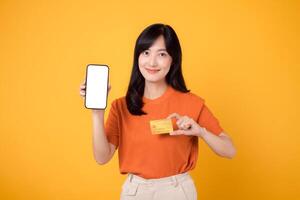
85,64,109,109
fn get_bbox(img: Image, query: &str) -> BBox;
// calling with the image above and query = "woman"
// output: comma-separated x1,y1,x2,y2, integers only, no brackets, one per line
79,23,236,200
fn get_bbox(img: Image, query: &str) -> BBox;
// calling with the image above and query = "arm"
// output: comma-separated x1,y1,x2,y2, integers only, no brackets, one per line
91,110,116,165
80,81,116,165
198,129,236,159
167,113,236,159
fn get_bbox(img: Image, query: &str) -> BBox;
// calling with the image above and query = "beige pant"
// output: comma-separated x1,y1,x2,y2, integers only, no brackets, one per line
120,172,197,200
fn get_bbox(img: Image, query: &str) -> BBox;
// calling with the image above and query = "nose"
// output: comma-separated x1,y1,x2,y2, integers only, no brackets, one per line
149,55,157,67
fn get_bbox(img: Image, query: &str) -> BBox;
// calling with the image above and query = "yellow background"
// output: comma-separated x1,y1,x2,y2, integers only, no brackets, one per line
0,0,299,199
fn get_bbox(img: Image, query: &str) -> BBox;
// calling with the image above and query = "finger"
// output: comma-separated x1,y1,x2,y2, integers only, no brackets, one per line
177,116,189,128
80,91,86,96
182,119,193,129
80,84,86,89
179,123,191,130
166,113,181,120
183,124,192,130
179,122,192,130
170,130,186,136
176,116,186,124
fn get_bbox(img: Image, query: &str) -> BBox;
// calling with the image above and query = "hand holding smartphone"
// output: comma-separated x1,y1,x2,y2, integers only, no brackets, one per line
83,64,110,110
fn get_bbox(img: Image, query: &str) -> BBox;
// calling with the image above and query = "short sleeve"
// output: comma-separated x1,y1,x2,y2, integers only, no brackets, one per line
197,104,223,136
104,100,120,149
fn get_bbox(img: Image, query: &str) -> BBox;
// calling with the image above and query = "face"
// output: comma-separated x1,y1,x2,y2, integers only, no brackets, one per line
138,35,173,83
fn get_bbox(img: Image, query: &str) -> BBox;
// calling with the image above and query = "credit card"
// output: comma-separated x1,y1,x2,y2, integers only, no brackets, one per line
150,119,173,134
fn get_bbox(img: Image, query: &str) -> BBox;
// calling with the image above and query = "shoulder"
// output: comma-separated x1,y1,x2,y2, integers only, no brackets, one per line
112,96,126,104
172,88,205,106
110,96,126,110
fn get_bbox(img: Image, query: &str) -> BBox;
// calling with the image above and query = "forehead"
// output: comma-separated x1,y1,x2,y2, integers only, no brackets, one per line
149,35,166,51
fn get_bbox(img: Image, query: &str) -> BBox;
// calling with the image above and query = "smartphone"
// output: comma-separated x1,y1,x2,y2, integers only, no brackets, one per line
84,64,109,109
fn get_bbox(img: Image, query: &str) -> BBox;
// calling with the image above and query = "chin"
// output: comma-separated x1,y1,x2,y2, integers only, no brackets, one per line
144,77,164,83
140,69,168,83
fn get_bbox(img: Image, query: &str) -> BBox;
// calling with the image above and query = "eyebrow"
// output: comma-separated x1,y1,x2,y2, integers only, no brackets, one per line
148,48,167,52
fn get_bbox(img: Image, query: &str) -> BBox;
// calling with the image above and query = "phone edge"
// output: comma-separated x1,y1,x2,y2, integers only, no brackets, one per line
84,64,109,110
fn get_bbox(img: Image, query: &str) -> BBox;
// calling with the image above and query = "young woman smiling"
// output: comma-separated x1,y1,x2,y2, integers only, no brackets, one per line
79,23,236,200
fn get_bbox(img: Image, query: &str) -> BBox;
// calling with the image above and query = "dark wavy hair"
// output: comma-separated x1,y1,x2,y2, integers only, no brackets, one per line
126,23,190,115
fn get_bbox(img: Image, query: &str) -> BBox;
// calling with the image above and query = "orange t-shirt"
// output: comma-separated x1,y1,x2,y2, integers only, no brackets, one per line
105,85,223,179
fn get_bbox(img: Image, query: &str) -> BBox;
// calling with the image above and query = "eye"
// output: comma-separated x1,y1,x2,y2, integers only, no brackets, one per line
142,50,149,56
159,53,167,57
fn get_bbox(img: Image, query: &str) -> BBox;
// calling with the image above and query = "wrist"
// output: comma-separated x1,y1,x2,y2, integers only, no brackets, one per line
196,126,207,138
92,109,105,116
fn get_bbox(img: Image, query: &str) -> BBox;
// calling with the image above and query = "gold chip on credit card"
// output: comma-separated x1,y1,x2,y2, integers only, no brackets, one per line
150,119,173,134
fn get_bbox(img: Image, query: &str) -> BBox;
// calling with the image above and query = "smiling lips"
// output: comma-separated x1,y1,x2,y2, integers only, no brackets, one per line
146,68,160,74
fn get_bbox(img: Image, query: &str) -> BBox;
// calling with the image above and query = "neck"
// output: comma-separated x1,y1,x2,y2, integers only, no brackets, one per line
144,80,168,100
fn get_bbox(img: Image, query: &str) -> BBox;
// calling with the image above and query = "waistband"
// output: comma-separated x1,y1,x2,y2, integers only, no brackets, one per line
127,172,190,187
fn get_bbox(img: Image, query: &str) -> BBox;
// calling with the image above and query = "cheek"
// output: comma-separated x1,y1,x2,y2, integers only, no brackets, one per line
159,58,172,70
138,56,146,67
162,66,171,76
138,57,147,75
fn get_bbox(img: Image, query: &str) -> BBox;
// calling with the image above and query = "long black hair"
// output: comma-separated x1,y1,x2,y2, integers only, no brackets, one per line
126,23,190,115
